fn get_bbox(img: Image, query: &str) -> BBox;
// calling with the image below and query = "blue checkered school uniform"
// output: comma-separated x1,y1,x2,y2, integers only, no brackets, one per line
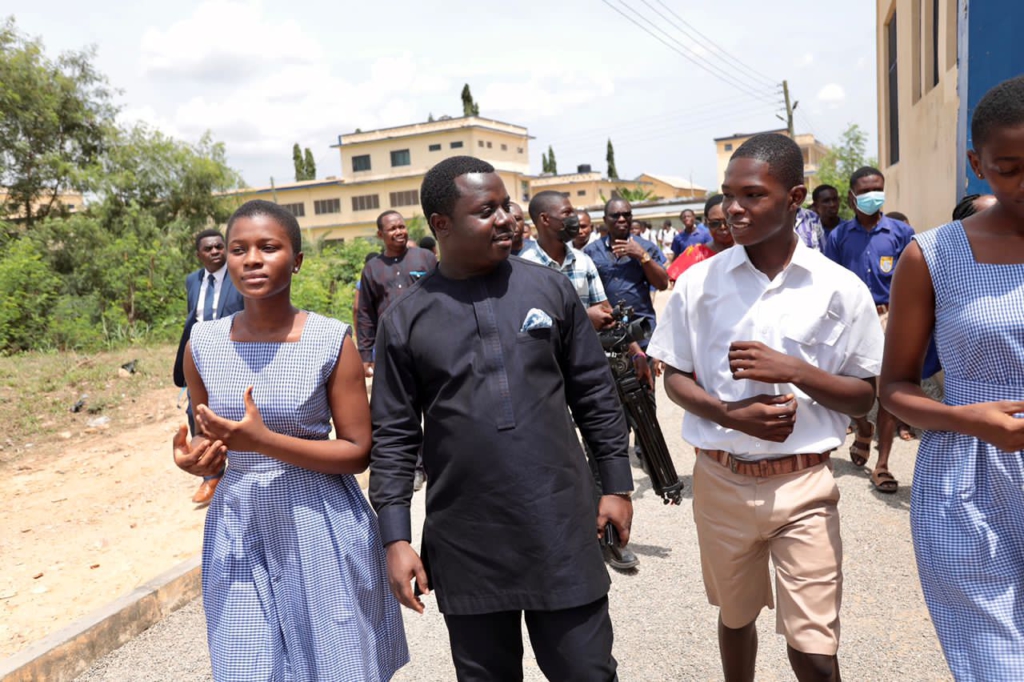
190,312,407,681
913,222,1024,681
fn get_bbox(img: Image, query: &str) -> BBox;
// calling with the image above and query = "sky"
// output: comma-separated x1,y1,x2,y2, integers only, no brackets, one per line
8,0,879,192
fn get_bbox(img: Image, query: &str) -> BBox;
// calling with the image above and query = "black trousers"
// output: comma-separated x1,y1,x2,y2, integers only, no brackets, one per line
443,596,618,682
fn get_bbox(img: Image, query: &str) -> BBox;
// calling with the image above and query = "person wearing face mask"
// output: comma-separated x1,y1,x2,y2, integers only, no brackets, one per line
824,166,913,495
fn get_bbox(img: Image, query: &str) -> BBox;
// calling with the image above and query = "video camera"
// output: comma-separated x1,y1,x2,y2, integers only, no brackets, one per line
598,303,684,506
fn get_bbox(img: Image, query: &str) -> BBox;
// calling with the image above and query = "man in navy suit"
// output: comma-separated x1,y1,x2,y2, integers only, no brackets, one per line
173,229,245,505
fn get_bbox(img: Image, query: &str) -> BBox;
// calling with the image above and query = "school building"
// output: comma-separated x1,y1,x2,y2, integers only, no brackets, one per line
228,115,710,243
876,0,1024,231
713,129,830,192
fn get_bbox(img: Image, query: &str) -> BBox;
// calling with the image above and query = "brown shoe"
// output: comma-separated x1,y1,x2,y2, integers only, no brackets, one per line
192,477,220,506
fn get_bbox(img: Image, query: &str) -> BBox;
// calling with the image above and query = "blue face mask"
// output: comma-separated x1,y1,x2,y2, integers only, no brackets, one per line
853,190,885,215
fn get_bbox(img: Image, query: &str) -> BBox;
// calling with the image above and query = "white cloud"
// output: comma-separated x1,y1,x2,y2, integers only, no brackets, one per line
797,52,814,67
816,83,847,107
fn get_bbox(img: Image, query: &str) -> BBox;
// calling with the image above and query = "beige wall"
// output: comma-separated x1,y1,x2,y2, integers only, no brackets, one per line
876,0,959,231
636,175,705,200
714,130,830,191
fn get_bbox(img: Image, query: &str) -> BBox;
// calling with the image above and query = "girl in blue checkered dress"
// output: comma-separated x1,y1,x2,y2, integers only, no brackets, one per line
880,75,1024,681
173,200,408,681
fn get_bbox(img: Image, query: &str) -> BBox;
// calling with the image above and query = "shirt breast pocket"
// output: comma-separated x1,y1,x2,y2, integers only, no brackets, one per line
781,315,846,364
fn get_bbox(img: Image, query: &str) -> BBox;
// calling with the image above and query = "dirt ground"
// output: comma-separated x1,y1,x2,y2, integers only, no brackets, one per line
0,383,206,658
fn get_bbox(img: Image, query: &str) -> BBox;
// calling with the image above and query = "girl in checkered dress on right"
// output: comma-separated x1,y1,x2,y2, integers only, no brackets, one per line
881,75,1024,681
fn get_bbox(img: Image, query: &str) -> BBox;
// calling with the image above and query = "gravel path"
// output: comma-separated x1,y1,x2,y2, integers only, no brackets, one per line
77,380,950,681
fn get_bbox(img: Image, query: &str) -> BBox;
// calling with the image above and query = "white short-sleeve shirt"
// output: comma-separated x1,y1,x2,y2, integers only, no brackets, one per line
647,241,884,460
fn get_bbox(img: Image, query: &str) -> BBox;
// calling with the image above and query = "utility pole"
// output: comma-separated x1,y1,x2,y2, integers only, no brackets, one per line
270,176,278,203
781,80,798,137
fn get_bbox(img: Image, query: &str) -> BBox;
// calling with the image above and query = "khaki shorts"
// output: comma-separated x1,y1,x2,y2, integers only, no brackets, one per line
692,454,843,655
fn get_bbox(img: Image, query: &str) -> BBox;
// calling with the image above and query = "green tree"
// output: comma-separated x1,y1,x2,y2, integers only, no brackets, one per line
816,123,877,220
0,237,61,352
303,148,316,181
292,142,304,181
547,145,557,175
0,17,117,228
427,112,435,123
461,84,479,117
606,139,618,180
541,150,549,174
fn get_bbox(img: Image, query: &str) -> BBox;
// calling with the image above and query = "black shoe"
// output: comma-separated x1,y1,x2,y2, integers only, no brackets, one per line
602,543,639,571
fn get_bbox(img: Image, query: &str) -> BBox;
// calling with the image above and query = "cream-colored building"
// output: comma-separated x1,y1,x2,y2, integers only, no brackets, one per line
876,0,959,231
528,169,705,211
713,128,830,192
635,173,707,201
230,116,532,242
2,189,84,221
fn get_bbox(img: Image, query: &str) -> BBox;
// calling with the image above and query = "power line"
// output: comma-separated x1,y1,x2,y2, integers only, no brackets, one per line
599,0,779,105
636,0,777,92
612,0,778,102
652,0,779,86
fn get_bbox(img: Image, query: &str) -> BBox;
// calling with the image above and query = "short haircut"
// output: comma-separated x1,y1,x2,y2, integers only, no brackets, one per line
952,194,982,221
730,133,805,189
704,193,725,216
420,155,496,220
971,75,1024,149
417,235,436,250
528,191,566,224
576,208,592,218
887,211,909,224
662,219,672,227
376,210,402,231
811,184,838,202
849,166,884,190
680,209,695,217
226,200,302,254
194,228,223,252
605,197,631,213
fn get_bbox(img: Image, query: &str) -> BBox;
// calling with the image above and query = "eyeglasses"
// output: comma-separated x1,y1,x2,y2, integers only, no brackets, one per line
707,220,727,230
607,212,632,220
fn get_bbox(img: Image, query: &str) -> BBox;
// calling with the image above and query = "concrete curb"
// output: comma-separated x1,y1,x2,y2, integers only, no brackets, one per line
0,555,202,682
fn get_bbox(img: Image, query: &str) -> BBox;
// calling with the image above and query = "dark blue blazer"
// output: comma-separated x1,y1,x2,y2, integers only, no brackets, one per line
173,268,245,387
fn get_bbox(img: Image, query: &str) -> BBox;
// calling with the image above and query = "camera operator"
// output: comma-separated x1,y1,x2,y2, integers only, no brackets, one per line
521,191,649,570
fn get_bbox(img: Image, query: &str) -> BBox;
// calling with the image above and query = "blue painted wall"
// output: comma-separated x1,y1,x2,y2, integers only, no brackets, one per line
957,0,1024,198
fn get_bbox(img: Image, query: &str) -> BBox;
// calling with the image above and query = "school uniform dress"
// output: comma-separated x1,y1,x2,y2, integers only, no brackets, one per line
912,222,1024,681
190,312,407,682
370,258,631,680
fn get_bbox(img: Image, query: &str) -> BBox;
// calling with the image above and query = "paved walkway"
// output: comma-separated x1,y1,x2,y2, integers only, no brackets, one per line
77,379,950,681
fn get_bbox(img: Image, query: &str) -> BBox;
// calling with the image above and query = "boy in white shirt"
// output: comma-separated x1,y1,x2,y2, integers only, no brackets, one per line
648,133,883,682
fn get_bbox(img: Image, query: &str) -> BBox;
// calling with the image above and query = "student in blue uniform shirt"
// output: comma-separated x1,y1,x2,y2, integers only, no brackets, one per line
824,167,914,493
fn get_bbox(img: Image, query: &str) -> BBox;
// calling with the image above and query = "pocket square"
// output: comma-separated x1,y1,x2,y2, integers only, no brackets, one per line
521,308,553,332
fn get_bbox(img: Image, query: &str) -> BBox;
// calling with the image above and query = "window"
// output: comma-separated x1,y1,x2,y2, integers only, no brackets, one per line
451,141,464,149
501,144,508,151
886,12,900,165
724,143,733,152
390,149,411,167
576,190,586,196
429,143,442,152
389,189,419,207
281,202,306,217
352,154,371,172
560,192,570,198
517,147,524,154
486,141,492,148
478,140,485,148
351,194,380,212
314,198,340,215
930,0,940,88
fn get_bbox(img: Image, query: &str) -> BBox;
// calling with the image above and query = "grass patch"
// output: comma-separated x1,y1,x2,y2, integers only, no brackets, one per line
0,343,177,466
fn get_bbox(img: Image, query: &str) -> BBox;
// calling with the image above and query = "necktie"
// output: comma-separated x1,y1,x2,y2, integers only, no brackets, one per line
202,273,216,321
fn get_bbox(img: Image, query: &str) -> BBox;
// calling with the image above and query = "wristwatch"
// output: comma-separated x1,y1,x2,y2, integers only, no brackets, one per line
640,252,652,264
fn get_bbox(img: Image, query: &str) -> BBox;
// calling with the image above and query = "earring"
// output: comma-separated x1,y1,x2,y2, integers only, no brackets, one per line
293,268,299,273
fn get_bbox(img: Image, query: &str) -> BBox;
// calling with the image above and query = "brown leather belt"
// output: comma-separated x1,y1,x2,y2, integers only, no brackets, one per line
698,448,831,477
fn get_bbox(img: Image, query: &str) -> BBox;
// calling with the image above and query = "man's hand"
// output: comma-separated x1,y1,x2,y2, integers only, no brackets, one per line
650,358,664,378
385,541,430,614
363,362,375,378
587,304,615,330
612,239,646,261
597,494,633,546
172,424,227,477
633,353,654,390
729,341,803,385
722,394,798,442
195,386,268,452
961,401,1024,452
